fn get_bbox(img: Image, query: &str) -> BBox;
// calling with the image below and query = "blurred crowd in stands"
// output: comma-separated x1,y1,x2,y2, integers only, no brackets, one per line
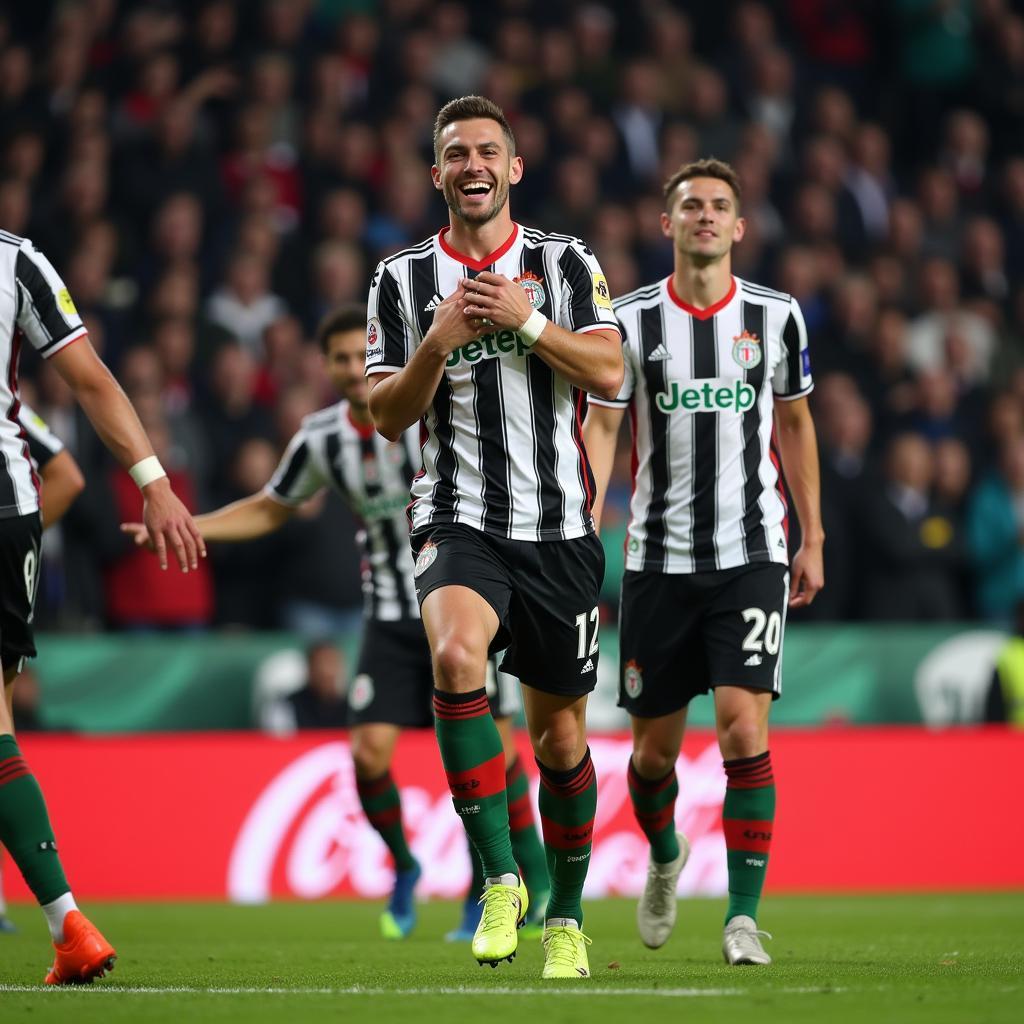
4,0,1024,632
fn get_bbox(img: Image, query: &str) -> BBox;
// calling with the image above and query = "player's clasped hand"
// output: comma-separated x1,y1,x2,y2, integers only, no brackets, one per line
121,480,207,573
427,280,485,353
462,272,533,333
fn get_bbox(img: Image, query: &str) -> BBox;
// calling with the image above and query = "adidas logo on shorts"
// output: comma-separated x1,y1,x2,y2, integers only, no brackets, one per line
744,654,763,667
580,658,594,674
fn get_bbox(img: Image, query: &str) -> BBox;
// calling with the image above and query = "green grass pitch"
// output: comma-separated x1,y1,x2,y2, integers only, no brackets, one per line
0,894,1020,1023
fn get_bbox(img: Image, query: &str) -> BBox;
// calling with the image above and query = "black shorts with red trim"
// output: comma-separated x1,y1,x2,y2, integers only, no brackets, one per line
0,513,41,671
618,563,789,718
411,523,605,698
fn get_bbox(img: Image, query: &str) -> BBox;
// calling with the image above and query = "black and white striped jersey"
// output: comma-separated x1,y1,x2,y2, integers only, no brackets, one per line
18,402,64,471
0,233,88,520
365,223,620,541
592,275,813,574
266,400,421,621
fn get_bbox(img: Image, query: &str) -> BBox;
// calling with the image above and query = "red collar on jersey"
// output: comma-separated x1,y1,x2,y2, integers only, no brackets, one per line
666,275,737,320
438,223,519,271
347,406,376,439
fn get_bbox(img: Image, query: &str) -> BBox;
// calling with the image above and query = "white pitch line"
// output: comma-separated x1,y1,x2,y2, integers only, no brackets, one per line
0,984,846,998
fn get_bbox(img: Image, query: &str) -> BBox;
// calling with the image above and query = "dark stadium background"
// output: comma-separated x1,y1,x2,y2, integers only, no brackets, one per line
0,0,1021,907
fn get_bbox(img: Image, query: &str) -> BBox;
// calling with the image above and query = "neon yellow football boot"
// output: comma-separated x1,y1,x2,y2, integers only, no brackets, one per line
472,873,528,967
541,919,592,979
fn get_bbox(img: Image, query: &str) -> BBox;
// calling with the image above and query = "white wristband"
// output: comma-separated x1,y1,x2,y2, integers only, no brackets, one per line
518,309,548,347
129,455,167,490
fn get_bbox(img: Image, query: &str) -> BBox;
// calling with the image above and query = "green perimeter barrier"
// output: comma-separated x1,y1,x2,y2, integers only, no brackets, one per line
27,623,1007,733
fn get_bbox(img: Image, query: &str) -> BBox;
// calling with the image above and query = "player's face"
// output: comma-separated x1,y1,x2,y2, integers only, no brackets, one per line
432,118,523,226
325,329,370,409
662,177,745,266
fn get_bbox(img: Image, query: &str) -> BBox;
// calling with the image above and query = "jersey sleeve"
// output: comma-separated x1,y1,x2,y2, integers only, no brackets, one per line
17,402,64,469
265,429,327,506
772,298,814,400
15,239,89,359
365,260,412,375
555,240,621,335
588,315,635,408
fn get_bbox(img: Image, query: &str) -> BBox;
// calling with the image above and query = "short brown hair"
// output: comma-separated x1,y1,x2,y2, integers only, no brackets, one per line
316,303,367,354
663,158,742,211
433,95,516,163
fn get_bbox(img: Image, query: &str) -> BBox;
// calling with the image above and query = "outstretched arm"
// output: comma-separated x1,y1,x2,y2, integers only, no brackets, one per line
123,492,295,548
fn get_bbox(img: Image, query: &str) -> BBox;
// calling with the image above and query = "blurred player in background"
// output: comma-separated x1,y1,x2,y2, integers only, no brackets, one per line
0,403,84,935
123,305,550,940
366,96,622,978
0,232,204,983
585,159,824,966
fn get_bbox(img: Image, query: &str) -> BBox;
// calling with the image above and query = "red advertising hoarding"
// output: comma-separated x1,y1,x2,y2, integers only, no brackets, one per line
3,728,1021,901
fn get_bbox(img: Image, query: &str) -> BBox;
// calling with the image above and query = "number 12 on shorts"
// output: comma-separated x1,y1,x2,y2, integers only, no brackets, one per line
575,607,600,660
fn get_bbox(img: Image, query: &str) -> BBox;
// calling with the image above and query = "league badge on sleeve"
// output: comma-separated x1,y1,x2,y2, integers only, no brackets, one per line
592,273,613,309
802,348,812,377
732,329,762,369
366,317,382,360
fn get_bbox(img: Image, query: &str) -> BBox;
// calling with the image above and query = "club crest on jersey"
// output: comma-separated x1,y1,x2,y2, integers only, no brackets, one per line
348,673,375,711
624,660,643,698
414,540,438,577
732,329,762,369
592,273,613,309
514,270,546,310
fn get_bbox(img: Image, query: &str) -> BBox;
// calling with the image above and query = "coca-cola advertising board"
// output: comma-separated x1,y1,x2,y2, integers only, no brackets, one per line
3,728,1021,901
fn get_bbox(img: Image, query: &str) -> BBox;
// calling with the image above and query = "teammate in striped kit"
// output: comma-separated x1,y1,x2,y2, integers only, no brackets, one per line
123,306,550,943
0,231,204,984
585,159,824,965
0,403,84,936
366,96,623,978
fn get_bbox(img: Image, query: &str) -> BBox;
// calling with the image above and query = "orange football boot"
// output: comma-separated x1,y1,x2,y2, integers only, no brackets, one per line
44,911,116,985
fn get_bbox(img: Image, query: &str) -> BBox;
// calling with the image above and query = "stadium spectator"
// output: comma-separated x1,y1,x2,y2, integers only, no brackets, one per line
967,433,1024,622
858,433,965,620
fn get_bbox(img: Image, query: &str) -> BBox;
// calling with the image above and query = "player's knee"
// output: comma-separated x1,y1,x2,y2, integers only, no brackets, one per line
631,744,676,781
351,741,387,779
532,725,584,772
432,635,486,689
717,717,767,760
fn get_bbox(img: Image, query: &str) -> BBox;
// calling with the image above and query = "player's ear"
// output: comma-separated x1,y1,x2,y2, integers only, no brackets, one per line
660,211,673,239
431,165,443,191
508,155,523,186
733,216,746,244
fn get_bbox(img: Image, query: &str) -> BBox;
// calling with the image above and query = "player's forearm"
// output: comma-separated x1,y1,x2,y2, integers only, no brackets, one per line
533,324,623,399
776,414,824,546
72,369,157,469
195,493,293,542
368,339,449,440
583,407,624,532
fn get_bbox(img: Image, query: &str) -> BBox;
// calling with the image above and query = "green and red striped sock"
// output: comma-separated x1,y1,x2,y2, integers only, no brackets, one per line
356,770,417,872
722,750,775,924
505,755,548,897
433,688,517,880
537,747,597,925
0,735,69,905
627,757,681,864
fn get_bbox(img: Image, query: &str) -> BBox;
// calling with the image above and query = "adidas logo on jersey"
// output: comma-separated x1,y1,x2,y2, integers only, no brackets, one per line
580,657,594,674
646,342,670,361
423,292,444,312
744,654,763,667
